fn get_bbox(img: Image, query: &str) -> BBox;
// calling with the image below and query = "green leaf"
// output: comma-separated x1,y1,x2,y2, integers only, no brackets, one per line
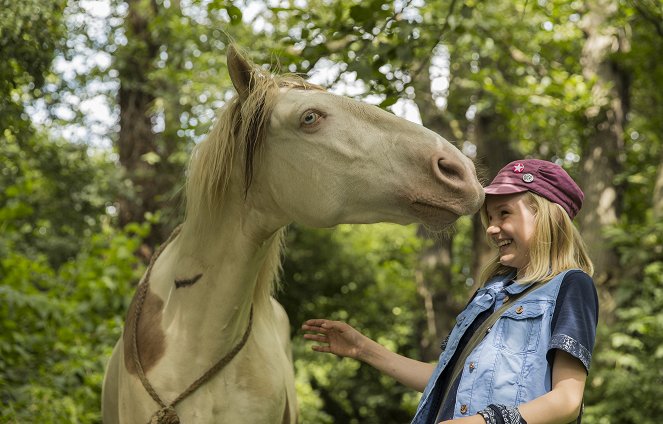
226,5,243,24
379,96,398,108
140,151,161,165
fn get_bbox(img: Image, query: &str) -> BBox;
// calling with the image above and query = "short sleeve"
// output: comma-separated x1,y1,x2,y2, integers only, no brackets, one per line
547,270,599,373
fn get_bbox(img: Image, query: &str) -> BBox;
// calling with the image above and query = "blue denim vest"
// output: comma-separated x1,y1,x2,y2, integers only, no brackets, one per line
412,270,574,423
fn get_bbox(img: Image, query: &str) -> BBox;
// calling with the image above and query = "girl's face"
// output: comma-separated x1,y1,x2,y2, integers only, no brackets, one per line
485,192,536,274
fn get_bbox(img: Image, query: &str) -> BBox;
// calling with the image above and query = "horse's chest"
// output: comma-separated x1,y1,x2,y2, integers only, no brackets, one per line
178,353,292,421
124,341,293,422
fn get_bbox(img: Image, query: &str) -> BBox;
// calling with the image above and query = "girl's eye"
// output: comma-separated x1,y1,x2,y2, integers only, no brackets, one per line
301,110,323,127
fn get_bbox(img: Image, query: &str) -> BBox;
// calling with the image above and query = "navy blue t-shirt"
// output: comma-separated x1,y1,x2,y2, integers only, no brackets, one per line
437,270,598,420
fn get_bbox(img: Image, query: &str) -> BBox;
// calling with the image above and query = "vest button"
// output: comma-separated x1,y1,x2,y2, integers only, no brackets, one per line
516,306,524,314
460,404,468,414
503,295,510,302
469,362,476,371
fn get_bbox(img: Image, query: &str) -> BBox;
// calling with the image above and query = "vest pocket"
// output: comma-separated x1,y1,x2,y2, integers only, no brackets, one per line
493,302,546,354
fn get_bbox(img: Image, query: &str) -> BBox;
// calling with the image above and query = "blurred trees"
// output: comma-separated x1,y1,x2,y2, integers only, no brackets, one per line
1,0,662,422
0,0,67,142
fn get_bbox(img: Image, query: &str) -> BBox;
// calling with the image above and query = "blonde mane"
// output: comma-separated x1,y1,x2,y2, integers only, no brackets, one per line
184,56,323,309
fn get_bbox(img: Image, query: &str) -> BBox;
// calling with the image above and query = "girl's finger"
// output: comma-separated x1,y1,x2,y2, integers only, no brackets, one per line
303,334,327,342
301,324,329,334
304,319,329,327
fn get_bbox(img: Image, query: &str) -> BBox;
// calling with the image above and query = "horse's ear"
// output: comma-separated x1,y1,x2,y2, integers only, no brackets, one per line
227,45,253,101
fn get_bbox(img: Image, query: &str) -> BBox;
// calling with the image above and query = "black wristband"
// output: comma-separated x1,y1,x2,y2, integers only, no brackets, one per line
487,404,526,424
487,405,505,424
477,407,497,424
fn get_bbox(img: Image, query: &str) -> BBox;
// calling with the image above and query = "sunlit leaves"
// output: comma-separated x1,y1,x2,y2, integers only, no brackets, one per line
1,222,147,422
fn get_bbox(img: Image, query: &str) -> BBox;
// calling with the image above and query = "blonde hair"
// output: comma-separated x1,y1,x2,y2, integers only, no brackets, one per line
479,192,594,285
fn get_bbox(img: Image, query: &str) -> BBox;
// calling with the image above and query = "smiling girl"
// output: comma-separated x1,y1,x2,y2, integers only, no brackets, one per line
303,159,598,424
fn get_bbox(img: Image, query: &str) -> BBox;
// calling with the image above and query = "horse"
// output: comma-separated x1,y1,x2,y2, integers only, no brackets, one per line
101,45,484,423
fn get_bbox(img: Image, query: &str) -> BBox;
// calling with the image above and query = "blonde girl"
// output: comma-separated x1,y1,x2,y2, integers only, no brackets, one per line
303,159,598,424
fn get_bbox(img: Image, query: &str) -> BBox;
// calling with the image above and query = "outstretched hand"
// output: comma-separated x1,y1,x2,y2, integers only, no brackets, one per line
303,318,436,393
301,319,368,360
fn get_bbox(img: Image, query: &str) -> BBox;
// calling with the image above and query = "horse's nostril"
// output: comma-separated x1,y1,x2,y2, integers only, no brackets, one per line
438,159,463,180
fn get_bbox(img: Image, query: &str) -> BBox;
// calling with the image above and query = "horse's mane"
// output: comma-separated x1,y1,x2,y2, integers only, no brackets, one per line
184,54,324,310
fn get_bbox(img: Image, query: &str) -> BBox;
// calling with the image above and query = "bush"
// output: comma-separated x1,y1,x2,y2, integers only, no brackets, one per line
0,222,148,423
583,221,663,423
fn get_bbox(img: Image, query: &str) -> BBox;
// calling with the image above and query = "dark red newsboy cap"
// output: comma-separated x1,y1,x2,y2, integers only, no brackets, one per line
484,159,584,219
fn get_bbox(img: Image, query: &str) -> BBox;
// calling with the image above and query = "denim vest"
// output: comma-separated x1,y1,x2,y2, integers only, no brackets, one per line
412,270,574,423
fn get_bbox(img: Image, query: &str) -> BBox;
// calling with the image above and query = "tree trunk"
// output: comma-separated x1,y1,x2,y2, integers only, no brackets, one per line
410,60,462,361
413,228,456,362
115,0,180,253
470,110,519,291
116,0,159,226
653,154,663,221
577,0,630,298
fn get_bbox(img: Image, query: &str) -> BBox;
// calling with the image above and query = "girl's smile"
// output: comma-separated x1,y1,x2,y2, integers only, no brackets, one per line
485,192,536,274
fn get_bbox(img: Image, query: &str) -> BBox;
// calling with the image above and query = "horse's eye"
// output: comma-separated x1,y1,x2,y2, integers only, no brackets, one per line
300,110,322,127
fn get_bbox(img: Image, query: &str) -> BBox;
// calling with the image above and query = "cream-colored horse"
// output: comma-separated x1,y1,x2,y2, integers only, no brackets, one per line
101,46,484,423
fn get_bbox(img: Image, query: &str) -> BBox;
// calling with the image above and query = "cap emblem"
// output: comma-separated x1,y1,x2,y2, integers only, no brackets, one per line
513,163,525,173
522,173,535,183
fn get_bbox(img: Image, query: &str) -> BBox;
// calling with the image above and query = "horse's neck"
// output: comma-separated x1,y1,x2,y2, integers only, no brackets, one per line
147,206,280,366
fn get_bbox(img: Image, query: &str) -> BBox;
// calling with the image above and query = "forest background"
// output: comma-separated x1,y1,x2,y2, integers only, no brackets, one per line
1,0,662,422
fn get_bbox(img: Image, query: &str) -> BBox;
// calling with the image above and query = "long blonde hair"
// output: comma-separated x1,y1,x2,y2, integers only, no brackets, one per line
479,192,594,285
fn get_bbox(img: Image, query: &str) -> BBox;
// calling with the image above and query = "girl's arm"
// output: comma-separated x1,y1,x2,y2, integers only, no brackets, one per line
517,350,586,423
302,319,435,392
440,350,586,424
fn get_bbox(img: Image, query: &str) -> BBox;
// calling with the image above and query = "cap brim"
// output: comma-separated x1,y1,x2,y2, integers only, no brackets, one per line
484,183,528,195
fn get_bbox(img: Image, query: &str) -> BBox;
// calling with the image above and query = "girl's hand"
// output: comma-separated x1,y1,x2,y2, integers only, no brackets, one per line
301,319,368,360
303,318,436,392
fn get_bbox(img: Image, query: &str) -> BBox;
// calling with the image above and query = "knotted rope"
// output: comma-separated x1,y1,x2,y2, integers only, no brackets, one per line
130,225,254,424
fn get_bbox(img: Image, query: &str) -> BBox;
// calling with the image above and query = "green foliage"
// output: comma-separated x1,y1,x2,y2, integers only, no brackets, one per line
0,222,148,423
615,12,663,222
273,0,429,103
0,0,67,139
0,130,138,422
280,223,427,423
0,134,122,267
584,221,663,423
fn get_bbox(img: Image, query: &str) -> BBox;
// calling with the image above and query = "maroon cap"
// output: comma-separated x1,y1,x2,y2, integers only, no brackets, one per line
484,159,584,219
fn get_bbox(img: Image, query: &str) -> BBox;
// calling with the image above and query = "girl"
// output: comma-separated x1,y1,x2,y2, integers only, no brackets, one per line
302,159,598,424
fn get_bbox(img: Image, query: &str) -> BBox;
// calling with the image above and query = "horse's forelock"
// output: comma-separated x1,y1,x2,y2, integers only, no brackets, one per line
186,70,324,221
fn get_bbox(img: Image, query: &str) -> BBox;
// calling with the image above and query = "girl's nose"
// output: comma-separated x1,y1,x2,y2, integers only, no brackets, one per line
486,224,499,236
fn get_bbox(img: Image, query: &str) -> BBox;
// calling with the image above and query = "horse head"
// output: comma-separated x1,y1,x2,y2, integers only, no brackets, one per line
187,46,484,233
